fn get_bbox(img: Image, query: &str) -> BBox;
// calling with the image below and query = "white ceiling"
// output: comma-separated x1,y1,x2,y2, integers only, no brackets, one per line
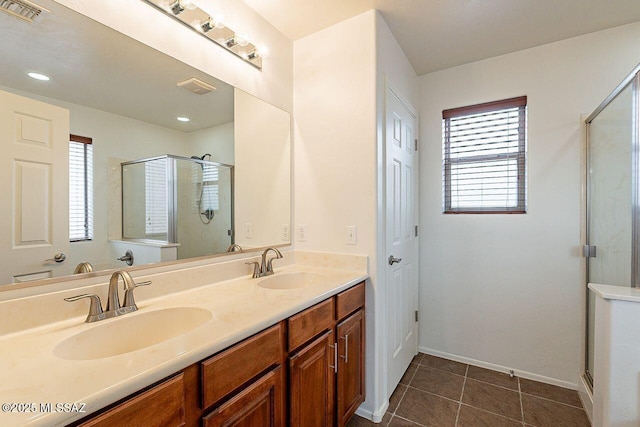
2,0,638,123
242,0,640,75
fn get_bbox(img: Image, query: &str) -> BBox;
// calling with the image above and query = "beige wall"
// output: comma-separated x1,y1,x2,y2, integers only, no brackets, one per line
294,10,418,419
188,122,235,165
234,89,291,248
294,10,378,416
418,22,640,387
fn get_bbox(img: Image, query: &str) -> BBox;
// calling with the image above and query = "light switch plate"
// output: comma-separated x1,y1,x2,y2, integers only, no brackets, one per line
346,225,357,245
282,224,290,241
244,222,253,239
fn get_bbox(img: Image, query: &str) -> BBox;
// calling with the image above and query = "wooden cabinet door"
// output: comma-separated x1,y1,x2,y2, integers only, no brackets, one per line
336,310,365,427
202,366,284,427
289,330,335,427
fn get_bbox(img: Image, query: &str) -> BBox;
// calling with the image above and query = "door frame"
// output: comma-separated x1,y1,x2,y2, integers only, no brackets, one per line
583,65,640,388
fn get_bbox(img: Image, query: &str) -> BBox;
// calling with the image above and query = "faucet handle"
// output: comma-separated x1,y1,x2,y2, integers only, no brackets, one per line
123,280,152,308
64,293,104,322
245,261,260,278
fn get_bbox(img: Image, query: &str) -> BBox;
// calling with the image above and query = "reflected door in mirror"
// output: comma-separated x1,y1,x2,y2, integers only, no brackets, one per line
0,89,70,284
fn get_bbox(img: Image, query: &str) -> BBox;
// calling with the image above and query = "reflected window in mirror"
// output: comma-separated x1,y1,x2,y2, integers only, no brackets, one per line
199,162,219,222
69,135,94,242
145,158,169,238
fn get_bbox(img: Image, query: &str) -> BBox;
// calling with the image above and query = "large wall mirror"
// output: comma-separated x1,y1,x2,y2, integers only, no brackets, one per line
0,0,291,288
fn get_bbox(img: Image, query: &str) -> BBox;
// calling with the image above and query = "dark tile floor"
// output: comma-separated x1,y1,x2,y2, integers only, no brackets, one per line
347,353,591,427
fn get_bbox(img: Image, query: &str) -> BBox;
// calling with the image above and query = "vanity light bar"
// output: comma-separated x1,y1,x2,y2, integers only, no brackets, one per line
141,0,263,70
0,0,48,23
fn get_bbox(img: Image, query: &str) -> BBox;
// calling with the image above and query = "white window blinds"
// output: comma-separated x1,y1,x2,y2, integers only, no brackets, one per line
202,163,219,212
145,158,168,235
443,96,527,214
69,135,93,241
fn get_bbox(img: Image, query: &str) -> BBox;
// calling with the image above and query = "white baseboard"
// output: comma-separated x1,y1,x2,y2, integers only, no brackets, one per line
419,346,577,390
577,374,593,424
355,400,388,423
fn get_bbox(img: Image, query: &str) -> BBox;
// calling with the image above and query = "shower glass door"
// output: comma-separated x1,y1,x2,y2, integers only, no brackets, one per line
585,78,636,387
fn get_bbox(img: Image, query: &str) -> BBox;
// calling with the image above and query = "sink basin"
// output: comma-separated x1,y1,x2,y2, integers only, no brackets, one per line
258,272,326,290
54,307,212,360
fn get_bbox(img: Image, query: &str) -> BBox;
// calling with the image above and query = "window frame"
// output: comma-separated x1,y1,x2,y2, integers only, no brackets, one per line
69,134,94,242
442,96,527,214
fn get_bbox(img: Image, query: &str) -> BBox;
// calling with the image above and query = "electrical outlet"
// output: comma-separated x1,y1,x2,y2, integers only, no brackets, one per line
346,226,357,245
297,224,307,242
244,222,253,239
282,224,290,241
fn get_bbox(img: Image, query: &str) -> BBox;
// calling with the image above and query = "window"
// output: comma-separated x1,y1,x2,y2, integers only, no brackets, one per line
145,158,168,236
442,96,527,214
201,163,219,212
69,135,93,241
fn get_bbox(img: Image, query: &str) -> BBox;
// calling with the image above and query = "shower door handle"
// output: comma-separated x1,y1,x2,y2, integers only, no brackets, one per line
582,245,597,258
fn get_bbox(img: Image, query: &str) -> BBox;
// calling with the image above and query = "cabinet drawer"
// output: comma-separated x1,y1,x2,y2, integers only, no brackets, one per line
201,323,284,410
79,373,185,427
335,282,365,320
288,298,334,351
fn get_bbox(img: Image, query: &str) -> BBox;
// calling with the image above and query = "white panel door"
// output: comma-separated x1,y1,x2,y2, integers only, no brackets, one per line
0,89,70,284
385,87,419,393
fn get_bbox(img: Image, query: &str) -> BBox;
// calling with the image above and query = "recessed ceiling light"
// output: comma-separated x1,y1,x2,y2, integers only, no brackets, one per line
27,72,50,81
177,116,190,122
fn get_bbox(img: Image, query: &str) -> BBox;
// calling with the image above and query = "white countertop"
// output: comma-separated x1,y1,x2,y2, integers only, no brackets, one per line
588,282,640,303
0,263,367,426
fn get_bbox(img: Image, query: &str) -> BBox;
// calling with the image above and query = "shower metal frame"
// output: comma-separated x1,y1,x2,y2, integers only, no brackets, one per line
583,63,640,389
120,154,235,244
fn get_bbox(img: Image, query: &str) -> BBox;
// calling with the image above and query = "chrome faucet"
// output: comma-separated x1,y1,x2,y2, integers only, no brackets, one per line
246,247,283,278
226,244,243,252
106,270,135,312
64,271,151,323
261,247,283,276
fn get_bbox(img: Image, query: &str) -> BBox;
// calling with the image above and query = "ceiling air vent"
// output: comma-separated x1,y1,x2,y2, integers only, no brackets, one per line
0,0,48,23
177,78,217,95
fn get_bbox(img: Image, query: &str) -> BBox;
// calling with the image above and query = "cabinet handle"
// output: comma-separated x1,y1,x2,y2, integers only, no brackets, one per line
329,342,338,373
340,334,349,363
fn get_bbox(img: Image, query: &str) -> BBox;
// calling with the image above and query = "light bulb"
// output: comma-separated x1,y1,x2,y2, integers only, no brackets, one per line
257,45,268,57
213,15,225,29
182,0,197,10
235,33,249,47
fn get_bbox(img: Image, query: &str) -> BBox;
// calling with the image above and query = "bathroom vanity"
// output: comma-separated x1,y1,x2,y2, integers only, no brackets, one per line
72,282,364,427
0,251,368,427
